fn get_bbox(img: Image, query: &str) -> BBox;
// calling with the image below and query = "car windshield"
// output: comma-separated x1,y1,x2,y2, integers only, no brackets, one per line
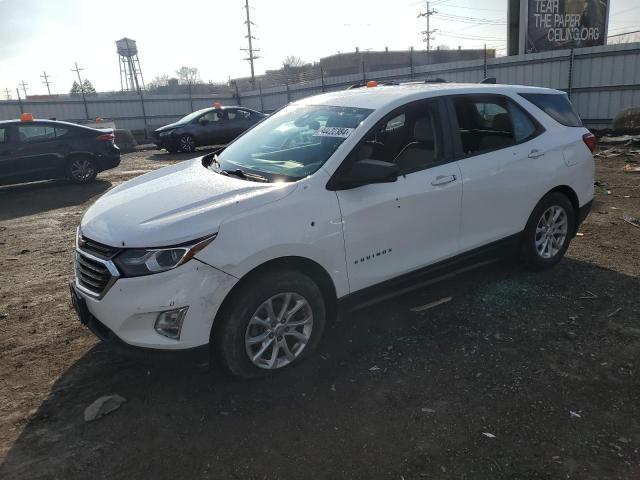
177,108,210,124
213,104,372,181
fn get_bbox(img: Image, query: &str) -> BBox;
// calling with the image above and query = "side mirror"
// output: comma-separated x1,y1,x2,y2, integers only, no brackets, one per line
327,159,399,191
199,118,210,125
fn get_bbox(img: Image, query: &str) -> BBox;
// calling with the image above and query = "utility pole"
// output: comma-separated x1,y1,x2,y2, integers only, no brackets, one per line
241,0,260,88
16,88,24,113
418,1,437,52
40,71,52,95
19,80,29,98
71,62,90,120
3,88,10,100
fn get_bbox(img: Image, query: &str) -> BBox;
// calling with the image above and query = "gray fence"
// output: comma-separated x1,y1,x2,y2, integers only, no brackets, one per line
0,92,234,133
1,42,639,132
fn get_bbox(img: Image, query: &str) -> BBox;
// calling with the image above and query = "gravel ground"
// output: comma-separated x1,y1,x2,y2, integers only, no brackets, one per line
0,146,639,479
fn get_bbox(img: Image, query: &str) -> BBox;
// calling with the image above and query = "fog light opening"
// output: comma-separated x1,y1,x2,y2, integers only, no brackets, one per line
154,307,188,340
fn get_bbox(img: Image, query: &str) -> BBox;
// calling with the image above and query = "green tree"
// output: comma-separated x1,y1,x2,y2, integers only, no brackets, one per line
82,79,96,94
70,80,82,94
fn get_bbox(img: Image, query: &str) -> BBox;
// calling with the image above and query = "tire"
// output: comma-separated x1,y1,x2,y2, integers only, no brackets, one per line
66,156,98,184
521,192,576,271
213,269,326,379
178,134,196,153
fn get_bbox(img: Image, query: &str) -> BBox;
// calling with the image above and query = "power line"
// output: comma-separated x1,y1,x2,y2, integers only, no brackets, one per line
608,29,640,38
437,3,502,12
438,30,504,41
436,12,505,24
40,71,52,95
610,5,640,17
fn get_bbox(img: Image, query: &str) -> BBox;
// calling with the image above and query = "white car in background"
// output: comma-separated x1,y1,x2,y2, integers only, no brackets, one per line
70,82,595,378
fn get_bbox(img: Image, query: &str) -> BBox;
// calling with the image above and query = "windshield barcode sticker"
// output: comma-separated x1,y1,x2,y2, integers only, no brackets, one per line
313,126,354,138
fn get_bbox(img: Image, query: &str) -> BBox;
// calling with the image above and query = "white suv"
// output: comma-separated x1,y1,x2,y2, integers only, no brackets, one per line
70,82,595,378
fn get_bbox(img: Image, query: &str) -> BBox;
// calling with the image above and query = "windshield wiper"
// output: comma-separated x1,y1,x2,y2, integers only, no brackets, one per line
206,153,270,183
221,168,270,183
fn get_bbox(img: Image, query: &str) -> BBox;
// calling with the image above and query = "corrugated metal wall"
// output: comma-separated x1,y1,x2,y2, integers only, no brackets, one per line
1,42,639,131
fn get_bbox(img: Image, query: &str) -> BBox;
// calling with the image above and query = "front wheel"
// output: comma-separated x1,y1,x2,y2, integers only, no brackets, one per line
178,134,195,153
66,157,97,184
521,192,575,270
213,270,326,378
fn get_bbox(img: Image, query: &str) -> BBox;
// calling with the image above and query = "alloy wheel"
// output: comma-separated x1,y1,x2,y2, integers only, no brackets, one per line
534,205,568,259
179,135,195,152
245,292,313,370
70,159,95,182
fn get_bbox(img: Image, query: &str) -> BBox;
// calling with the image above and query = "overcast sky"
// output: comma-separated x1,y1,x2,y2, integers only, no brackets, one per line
0,0,638,96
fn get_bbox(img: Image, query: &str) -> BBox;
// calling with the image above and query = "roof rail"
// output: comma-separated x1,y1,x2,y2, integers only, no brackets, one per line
347,80,399,89
480,77,497,84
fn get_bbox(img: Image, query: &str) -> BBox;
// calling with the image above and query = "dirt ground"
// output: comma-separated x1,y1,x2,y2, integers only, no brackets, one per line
0,146,639,479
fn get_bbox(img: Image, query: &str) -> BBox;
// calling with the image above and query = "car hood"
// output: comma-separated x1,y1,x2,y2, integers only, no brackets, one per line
80,158,297,248
154,122,185,133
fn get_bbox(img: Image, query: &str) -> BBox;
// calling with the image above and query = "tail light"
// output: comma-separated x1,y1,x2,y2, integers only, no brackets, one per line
96,133,115,142
582,132,597,153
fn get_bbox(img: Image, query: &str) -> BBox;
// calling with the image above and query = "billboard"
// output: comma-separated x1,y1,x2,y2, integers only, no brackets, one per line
507,0,610,55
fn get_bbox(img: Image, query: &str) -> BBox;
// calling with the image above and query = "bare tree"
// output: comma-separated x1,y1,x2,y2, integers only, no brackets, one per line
282,55,307,68
175,66,201,84
147,74,170,90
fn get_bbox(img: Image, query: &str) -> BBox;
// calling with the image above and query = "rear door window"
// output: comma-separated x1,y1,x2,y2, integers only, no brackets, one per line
450,95,541,156
451,95,514,155
519,93,582,127
228,109,251,121
17,125,57,143
508,102,538,142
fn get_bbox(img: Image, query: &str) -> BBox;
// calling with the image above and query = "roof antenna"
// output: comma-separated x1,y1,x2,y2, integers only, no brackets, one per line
480,77,496,84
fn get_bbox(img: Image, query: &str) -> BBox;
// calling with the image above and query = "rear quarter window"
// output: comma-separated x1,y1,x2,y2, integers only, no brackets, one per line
519,93,583,127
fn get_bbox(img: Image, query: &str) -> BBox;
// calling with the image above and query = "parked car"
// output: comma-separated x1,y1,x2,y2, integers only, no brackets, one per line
0,116,120,186
70,82,595,378
152,105,266,153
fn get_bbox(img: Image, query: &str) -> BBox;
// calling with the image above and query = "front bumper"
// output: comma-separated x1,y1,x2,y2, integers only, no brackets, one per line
71,259,238,350
153,134,175,149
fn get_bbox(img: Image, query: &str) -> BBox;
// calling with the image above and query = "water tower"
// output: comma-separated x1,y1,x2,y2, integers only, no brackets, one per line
116,38,145,91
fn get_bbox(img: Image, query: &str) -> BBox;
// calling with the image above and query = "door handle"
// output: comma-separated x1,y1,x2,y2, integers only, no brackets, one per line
431,174,457,186
528,149,545,159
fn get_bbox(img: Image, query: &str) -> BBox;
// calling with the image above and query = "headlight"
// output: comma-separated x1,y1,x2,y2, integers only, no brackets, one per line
158,130,173,137
113,234,216,277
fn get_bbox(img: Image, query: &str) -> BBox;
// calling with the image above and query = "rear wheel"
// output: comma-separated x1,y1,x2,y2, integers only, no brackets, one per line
66,157,97,184
521,192,575,270
213,269,326,379
178,134,195,153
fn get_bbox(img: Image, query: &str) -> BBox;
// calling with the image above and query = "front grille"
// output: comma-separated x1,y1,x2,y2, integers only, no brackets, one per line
79,236,120,259
75,251,115,297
